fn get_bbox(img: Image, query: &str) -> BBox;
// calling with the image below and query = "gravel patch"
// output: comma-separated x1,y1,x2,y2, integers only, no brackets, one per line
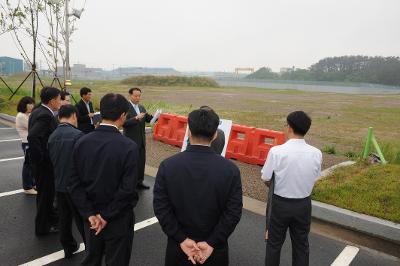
146,134,348,202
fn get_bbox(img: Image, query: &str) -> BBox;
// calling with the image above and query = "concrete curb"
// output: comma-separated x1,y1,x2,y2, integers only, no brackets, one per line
0,113,16,123
318,160,356,180
312,200,400,245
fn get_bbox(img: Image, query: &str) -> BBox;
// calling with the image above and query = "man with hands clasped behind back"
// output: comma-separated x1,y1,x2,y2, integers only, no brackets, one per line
68,93,139,266
153,108,243,266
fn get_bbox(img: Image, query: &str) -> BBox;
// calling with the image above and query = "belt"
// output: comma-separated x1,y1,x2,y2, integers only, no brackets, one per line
273,194,310,202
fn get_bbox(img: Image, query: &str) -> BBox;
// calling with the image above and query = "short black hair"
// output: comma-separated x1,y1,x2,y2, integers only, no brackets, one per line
58,104,78,119
80,87,92,97
40,86,61,104
188,108,219,142
100,93,129,121
128,88,142,94
17,96,35,113
60,90,70,100
287,111,312,136
200,105,214,112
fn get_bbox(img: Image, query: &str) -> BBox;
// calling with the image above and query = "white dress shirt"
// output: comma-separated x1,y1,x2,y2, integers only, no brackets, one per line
261,139,322,199
100,123,119,131
130,101,141,115
41,104,55,116
84,100,93,125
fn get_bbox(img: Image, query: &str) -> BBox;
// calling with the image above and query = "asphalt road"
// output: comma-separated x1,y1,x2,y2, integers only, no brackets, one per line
0,122,399,266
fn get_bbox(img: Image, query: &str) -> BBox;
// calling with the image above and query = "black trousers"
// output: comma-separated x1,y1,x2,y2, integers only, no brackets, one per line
138,146,146,184
265,195,311,266
21,143,35,190
82,210,134,266
34,166,58,235
56,192,86,253
165,240,229,266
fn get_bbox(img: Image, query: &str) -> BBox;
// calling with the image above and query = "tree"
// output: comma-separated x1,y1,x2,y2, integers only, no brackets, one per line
0,0,46,98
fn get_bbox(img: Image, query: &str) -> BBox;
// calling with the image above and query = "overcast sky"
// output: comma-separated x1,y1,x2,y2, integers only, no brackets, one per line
1,0,399,72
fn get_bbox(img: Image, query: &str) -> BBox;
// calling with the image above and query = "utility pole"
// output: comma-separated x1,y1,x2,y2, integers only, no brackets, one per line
64,0,71,88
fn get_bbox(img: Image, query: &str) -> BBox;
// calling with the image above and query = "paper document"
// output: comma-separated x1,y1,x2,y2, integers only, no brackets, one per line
93,112,102,125
150,109,162,125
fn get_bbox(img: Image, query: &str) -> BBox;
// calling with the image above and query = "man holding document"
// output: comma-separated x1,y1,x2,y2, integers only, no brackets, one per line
262,111,322,266
123,87,157,190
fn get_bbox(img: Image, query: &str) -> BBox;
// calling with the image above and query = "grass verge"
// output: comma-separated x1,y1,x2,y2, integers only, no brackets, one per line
312,162,400,223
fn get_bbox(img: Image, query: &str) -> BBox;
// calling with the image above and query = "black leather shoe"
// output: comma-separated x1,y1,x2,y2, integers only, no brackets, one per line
64,244,79,259
137,182,150,190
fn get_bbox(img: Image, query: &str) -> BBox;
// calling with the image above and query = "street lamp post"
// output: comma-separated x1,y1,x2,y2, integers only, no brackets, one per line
64,0,70,88
63,0,83,89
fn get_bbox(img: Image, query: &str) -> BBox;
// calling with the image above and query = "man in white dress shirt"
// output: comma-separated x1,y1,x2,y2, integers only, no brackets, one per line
261,111,322,266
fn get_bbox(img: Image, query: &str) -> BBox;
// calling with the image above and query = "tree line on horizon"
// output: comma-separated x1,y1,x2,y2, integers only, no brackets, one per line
246,56,400,86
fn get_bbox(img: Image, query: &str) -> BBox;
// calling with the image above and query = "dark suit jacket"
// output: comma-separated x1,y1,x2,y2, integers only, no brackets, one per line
48,123,84,193
153,145,243,249
27,105,58,174
75,99,95,134
122,103,152,148
68,125,139,221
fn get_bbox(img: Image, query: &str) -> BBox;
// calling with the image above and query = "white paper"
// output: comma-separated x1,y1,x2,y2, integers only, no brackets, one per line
150,109,162,125
181,119,233,157
93,112,102,124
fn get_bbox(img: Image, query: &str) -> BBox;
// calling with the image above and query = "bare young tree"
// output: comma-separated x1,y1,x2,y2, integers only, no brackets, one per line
0,0,46,98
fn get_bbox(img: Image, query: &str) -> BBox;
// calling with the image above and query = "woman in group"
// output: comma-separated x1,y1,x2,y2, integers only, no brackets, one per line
15,96,37,195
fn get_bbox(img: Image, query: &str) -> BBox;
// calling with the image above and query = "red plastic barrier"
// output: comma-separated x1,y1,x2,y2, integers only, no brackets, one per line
225,124,255,163
248,128,286,165
153,113,177,145
153,113,286,165
170,115,188,147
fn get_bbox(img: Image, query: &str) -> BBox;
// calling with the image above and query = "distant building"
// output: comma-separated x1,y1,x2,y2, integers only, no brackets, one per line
115,67,180,77
0,56,23,75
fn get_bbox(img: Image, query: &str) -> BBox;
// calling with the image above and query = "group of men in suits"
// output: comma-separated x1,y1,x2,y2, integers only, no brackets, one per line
27,87,152,260
26,84,321,266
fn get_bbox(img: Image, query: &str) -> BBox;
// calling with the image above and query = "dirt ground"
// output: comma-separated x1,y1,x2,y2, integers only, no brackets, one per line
146,134,348,202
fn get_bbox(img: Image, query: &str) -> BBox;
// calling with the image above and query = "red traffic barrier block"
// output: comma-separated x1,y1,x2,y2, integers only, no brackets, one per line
226,124,255,163
170,115,188,147
153,113,177,144
249,128,286,165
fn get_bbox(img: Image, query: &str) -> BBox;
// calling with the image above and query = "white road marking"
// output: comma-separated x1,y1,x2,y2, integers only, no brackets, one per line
331,245,360,266
19,243,85,266
134,216,159,231
0,189,24,198
19,216,159,266
0,156,24,163
0,138,21,143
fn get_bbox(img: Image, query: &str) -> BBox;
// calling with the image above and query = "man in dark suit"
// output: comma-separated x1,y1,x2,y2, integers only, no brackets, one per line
48,105,85,258
153,108,243,266
69,93,139,266
123,88,153,190
75,87,95,134
28,86,61,236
